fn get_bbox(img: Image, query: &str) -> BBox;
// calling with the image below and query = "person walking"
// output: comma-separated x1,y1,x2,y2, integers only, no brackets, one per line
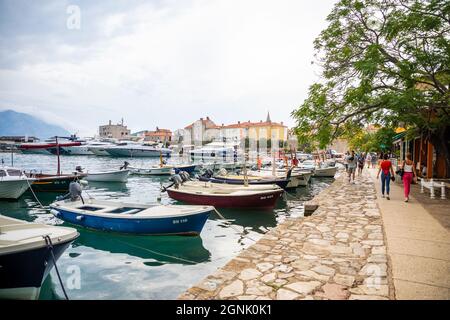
357,152,365,176
366,153,372,168
376,154,395,200
401,153,417,202
346,150,357,183
371,153,378,168
344,151,350,172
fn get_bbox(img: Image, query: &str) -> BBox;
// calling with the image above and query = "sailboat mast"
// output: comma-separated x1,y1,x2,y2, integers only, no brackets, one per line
56,136,61,175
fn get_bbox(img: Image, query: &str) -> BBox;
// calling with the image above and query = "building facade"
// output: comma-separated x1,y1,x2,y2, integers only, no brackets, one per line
144,127,172,143
99,120,131,140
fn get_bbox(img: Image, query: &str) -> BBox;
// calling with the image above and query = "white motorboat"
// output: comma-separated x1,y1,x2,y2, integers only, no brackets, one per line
189,141,243,161
0,167,33,199
106,145,172,157
299,160,337,178
84,169,129,182
61,144,94,155
0,215,79,299
251,168,312,188
87,141,118,156
313,165,337,177
128,165,174,176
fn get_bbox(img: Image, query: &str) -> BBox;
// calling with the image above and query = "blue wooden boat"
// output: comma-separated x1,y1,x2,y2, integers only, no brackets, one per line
50,199,213,235
174,164,197,175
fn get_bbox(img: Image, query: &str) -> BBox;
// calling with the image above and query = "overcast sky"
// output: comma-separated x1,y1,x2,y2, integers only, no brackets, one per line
0,0,336,136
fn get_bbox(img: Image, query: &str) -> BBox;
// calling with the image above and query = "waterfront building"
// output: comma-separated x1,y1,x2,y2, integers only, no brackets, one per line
184,117,220,147
99,119,131,140
144,127,172,144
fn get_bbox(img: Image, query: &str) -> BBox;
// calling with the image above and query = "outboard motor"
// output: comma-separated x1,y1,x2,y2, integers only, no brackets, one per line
201,169,214,179
169,174,183,189
179,171,191,182
69,181,83,202
218,168,228,176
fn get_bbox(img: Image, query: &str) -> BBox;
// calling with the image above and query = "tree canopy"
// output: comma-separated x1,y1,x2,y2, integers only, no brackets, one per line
292,0,449,166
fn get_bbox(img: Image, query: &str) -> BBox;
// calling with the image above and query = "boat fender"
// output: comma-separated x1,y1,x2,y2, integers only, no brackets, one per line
76,215,84,221
80,180,89,186
50,209,60,217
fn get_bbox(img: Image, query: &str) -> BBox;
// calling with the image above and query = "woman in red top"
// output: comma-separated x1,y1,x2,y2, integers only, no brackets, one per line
376,154,395,200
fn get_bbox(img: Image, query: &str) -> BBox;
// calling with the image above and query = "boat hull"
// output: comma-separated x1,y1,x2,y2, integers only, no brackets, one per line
174,165,197,174
106,148,171,158
198,176,290,190
313,167,337,177
0,238,74,300
60,146,94,155
0,180,30,199
52,208,211,235
167,189,283,208
85,170,129,182
30,174,86,192
129,166,173,176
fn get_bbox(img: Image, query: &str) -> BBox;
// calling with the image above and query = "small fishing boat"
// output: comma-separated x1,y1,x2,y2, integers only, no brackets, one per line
166,181,284,208
0,215,79,299
27,172,86,192
301,160,337,177
249,169,311,188
50,199,213,235
129,165,174,176
173,164,198,174
76,167,129,182
0,167,34,199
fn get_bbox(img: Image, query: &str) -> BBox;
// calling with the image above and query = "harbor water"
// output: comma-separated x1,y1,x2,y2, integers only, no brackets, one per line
0,153,334,300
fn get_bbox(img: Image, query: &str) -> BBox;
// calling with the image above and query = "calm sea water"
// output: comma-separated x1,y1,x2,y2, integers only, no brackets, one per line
0,153,334,300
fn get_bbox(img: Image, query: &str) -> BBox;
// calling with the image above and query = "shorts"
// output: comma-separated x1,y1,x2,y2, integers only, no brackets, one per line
348,167,355,173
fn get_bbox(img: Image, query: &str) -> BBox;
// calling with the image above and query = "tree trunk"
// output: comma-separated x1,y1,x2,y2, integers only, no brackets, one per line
430,126,450,178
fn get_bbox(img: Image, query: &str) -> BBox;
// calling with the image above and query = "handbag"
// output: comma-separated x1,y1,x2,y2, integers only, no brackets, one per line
390,176,395,182
395,168,404,178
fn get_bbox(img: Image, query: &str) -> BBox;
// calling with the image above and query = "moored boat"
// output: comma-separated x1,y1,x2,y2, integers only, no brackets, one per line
50,199,213,235
106,145,172,157
0,167,34,199
128,165,174,176
80,168,129,182
27,172,87,192
165,175,284,208
0,215,79,299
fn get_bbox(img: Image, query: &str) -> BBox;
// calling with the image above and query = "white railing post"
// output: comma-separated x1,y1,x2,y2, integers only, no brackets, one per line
430,178,435,199
441,182,446,200
421,178,424,193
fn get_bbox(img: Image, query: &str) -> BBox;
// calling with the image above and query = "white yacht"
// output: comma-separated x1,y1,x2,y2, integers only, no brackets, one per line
106,144,172,157
0,167,33,199
189,141,243,162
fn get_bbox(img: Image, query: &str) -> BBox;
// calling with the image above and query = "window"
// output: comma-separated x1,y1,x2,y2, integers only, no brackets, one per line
7,169,22,176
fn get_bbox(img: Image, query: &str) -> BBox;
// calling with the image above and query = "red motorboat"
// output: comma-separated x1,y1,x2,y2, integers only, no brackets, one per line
166,182,284,208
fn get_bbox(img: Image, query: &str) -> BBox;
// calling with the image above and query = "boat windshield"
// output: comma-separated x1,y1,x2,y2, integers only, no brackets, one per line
7,169,23,176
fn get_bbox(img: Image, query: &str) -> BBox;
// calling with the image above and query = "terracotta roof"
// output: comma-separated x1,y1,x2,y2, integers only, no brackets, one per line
220,121,286,129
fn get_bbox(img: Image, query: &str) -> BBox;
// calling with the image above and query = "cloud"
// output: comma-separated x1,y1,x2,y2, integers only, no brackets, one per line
0,0,336,136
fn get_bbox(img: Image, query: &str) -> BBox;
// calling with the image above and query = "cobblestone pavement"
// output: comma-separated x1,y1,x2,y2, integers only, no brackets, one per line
179,170,394,300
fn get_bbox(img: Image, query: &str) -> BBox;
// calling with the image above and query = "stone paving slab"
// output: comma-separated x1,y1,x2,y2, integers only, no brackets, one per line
179,171,393,300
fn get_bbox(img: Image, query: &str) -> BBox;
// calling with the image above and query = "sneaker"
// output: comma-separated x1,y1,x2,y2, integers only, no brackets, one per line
382,194,385,198
404,198,408,202
386,196,390,200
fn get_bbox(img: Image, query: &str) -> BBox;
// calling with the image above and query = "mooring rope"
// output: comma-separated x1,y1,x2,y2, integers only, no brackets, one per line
26,178,46,209
43,235,69,300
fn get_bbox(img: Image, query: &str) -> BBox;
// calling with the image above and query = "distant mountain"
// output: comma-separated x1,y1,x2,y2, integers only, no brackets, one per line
0,110,70,139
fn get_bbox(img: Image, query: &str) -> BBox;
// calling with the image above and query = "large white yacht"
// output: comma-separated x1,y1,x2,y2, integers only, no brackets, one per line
189,140,243,162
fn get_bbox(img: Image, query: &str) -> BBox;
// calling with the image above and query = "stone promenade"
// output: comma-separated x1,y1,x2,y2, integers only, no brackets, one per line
179,171,393,300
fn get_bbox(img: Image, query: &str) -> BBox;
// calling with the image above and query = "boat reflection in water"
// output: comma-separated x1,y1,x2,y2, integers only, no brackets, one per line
71,230,211,265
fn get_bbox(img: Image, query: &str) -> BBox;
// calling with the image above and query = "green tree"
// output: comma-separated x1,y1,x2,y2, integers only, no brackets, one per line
292,0,450,174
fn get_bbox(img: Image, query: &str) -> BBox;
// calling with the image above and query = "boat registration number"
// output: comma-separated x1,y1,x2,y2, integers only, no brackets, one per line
260,195,274,200
173,218,188,224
